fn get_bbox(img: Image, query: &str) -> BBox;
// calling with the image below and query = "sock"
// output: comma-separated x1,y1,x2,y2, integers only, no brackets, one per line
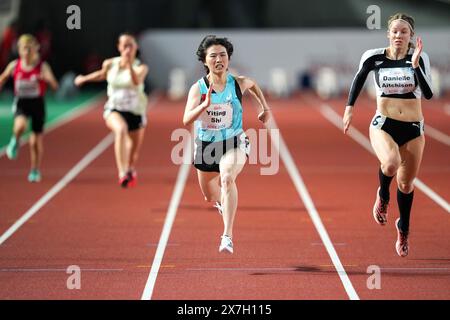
397,188,414,233
379,168,394,201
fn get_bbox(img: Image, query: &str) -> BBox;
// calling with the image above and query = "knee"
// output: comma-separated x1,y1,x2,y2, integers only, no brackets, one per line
204,195,214,202
113,125,128,137
382,158,401,176
220,173,234,192
398,181,414,194
29,139,36,148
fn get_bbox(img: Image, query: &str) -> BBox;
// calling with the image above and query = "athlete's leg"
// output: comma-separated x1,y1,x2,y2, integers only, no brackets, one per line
396,135,425,233
6,115,28,160
29,132,43,170
12,115,28,140
218,148,247,238
105,112,129,177
197,170,221,203
370,127,401,200
127,127,145,170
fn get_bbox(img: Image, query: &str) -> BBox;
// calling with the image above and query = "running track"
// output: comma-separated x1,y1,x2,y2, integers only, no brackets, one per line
0,91,448,300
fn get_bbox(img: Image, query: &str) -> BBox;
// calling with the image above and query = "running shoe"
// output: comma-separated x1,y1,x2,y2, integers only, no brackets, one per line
219,235,233,254
395,218,409,257
28,169,41,183
6,136,18,160
213,201,223,215
373,187,389,225
127,169,137,187
118,173,131,188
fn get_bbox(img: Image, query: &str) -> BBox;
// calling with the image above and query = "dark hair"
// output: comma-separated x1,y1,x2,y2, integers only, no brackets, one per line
117,32,137,43
117,32,140,57
196,35,234,73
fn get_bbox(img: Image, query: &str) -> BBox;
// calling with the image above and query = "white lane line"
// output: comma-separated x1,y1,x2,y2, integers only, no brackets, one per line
320,104,450,213
0,133,114,246
425,125,450,146
141,133,193,300
0,92,104,158
444,104,450,116
0,268,123,272
265,116,360,300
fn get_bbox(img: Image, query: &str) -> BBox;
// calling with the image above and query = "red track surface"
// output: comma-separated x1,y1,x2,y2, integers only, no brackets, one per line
0,92,448,300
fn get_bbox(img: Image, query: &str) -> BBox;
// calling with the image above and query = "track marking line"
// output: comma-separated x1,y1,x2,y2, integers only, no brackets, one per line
0,268,123,272
424,124,450,146
319,104,450,214
444,104,450,116
265,115,360,300
0,93,161,246
0,92,104,158
0,133,114,246
141,132,193,300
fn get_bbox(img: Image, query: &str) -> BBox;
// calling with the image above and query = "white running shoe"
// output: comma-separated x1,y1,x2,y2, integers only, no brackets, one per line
219,235,233,254
213,202,223,215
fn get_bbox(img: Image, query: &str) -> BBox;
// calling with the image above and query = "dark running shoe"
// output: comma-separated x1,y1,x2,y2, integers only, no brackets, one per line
118,173,131,188
127,169,137,187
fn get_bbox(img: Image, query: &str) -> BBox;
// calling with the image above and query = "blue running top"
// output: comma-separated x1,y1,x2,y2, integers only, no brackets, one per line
195,73,243,142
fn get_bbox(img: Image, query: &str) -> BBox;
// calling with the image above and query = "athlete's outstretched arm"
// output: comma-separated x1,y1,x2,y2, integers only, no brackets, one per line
74,59,112,87
343,50,374,134
183,82,213,126
0,60,16,90
41,62,59,91
237,76,270,123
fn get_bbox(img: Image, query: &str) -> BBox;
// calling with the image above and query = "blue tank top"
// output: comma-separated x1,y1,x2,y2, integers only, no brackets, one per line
195,73,243,142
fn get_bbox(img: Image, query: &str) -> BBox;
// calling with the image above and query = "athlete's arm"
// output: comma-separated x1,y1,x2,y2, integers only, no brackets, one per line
412,38,433,100
347,50,374,107
0,60,17,90
127,61,148,86
183,82,213,126
74,59,112,86
41,62,59,91
343,50,375,134
237,76,270,123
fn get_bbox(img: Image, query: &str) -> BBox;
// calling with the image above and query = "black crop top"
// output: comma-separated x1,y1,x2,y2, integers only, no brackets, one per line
347,47,433,106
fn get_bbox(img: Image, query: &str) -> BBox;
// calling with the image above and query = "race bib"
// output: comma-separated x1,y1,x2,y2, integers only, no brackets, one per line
110,89,139,111
199,103,233,130
16,77,40,98
379,67,415,95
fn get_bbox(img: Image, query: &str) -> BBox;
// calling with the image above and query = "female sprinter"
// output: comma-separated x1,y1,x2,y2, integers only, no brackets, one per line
74,33,148,188
183,35,270,254
0,34,58,182
342,13,433,257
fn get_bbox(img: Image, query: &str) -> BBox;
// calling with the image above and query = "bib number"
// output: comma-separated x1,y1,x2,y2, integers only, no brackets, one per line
110,89,139,111
16,78,40,98
199,103,233,130
379,67,415,95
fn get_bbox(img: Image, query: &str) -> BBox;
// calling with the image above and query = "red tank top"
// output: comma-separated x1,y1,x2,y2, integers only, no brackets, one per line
13,59,47,98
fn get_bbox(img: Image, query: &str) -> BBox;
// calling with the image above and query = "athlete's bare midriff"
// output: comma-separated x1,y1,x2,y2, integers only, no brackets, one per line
377,96,423,122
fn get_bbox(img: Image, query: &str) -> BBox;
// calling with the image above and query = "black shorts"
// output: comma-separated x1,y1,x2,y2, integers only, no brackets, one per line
111,110,146,132
13,97,46,133
193,133,250,173
370,112,424,147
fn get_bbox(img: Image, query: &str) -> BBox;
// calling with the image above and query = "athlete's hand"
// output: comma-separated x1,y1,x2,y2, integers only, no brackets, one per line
258,109,270,123
201,82,214,109
343,105,353,134
412,36,423,69
124,58,133,69
74,75,85,87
